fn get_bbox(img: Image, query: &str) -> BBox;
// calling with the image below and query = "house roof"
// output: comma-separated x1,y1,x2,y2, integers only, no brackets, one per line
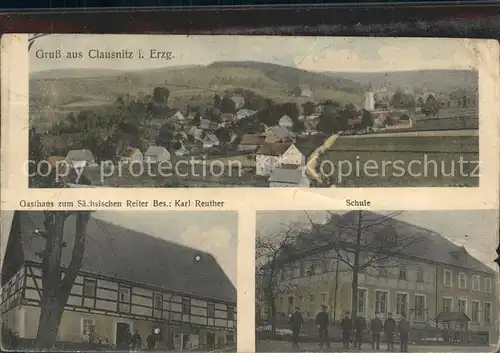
435,311,471,323
269,167,307,184
204,134,219,143
120,147,141,157
145,146,169,156
240,134,266,146
309,211,496,275
266,126,293,140
66,149,94,161
257,142,293,156
220,113,235,120
11,212,236,303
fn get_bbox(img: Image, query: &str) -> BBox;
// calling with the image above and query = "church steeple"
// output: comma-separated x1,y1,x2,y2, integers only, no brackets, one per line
367,82,373,92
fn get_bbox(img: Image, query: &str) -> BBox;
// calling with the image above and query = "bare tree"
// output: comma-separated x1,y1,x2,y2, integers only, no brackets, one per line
255,221,306,334
33,211,93,349
303,210,426,324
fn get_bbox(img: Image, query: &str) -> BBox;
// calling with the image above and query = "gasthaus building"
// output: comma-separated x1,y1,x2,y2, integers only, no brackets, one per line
1,212,236,350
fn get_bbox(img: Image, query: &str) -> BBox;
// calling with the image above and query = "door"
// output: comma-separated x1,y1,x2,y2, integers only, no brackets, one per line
207,332,215,348
116,322,130,347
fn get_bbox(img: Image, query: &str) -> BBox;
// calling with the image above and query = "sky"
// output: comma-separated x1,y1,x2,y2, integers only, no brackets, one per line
29,34,478,73
257,210,499,271
1,211,238,286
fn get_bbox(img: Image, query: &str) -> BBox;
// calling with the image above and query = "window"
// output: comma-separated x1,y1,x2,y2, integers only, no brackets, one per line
182,298,191,314
357,289,366,316
472,275,480,291
299,263,305,276
81,318,96,340
399,266,407,281
396,293,408,315
322,260,329,273
321,293,327,304
308,264,316,276
298,296,303,306
279,297,284,311
226,334,234,343
416,267,424,282
207,303,215,318
288,296,294,312
458,273,467,289
375,291,388,314
458,299,467,313
414,295,425,321
118,286,131,313
153,293,163,310
442,298,452,313
484,302,492,324
485,278,492,294
153,293,162,317
227,305,234,320
443,269,452,287
471,301,480,323
83,278,97,298
309,294,315,308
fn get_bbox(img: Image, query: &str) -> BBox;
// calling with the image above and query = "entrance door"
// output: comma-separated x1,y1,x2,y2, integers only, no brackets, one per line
207,333,215,348
116,322,131,348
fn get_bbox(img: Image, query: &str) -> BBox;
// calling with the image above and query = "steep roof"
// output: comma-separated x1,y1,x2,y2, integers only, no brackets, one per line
317,211,496,275
257,142,293,156
10,212,236,303
240,134,266,146
66,149,94,161
145,146,169,156
269,167,307,184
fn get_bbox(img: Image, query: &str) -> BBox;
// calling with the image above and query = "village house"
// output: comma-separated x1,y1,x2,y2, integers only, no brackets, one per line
236,109,256,120
144,146,171,164
188,126,203,141
238,134,266,152
303,114,320,133
66,149,95,167
268,165,310,188
202,134,219,149
1,212,237,350
119,148,143,164
230,95,245,110
255,142,292,176
278,115,294,129
264,126,294,144
259,211,497,344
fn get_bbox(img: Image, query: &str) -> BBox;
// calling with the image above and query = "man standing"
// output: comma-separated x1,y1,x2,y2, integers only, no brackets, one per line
370,312,383,351
341,311,353,349
354,315,367,350
316,305,331,349
289,307,304,349
397,313,410,353
384,313,396,351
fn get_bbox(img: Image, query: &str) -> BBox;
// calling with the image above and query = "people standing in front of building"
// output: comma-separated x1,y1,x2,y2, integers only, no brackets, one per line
146,329,156,349
316,305,331,349
131,329,142,351
384,313,396,351
289,306,304,349
354,315,367,350
341,311,352,349
370,312,383,351
397,313,410,353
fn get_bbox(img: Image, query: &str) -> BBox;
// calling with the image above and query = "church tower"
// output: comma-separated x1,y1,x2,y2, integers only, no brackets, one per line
364,82,375,111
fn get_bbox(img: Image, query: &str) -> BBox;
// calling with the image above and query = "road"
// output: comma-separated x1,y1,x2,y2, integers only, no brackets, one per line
256,340,494,352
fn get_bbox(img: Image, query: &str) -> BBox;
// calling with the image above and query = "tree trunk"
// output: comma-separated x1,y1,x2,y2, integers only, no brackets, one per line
35,298,65,349
351,211,363,328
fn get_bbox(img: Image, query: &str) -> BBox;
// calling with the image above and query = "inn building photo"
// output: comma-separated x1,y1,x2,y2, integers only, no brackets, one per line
0,210,237,351
255,210,498,352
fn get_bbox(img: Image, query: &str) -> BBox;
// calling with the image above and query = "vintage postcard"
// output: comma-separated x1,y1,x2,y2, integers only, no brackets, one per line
256,210,499,353
1,34,499,191
0,210,238,352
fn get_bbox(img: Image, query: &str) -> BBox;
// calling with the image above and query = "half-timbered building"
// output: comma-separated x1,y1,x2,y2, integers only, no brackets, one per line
1,212,237,350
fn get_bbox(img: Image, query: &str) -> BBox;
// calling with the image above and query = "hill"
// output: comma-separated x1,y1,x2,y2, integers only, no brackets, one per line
325,69,478,92
29,61,365,124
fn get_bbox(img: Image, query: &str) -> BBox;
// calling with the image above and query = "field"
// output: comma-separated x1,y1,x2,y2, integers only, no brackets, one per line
319,132,479,187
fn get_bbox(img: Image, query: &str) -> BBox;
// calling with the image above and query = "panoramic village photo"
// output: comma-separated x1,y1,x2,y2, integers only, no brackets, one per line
28,35,479,188
255,210,498,352
0,210,237,352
